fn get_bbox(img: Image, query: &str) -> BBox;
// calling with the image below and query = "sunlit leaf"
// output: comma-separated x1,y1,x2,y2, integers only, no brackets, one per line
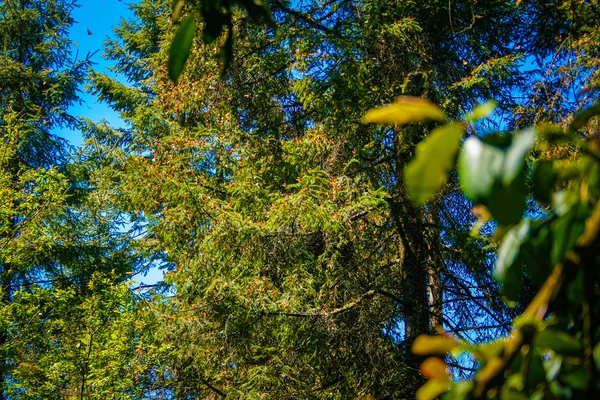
466,100,497,122
420,357,451,382
593,343,600,371
416,380,448,400
502,128,536,186
458,137,504,200
172,0,185,23
544,356,562,381
168,15,196,83
362,96,446,125
404,123,464,205
412,334,460,355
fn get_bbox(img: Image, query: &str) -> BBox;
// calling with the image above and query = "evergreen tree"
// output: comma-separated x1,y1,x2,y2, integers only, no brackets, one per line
90,0,530,397
0,1,149,397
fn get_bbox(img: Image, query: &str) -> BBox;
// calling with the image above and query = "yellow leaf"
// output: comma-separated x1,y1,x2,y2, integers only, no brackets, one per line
412,334,460,355
475,356,504,383
362,96,446,125
420,357,451,382
416,380,449,400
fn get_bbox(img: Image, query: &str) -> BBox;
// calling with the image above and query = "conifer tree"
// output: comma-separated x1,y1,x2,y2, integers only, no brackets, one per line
0,1,150,397
89,0,532,397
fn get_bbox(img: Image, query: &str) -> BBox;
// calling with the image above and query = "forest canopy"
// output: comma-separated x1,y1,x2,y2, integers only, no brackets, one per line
0,0,599,399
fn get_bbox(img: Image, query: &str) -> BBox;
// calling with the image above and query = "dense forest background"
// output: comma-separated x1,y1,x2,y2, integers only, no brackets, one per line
1,0,599,398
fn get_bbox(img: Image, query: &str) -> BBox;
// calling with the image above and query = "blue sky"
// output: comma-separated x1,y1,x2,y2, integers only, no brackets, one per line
58,0,132,147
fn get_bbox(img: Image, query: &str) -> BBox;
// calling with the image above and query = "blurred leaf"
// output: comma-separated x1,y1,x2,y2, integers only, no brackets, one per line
172,0,185,23
567,270,584,305
444,382,474,400
532,161,556,204
458,137,504,200
521,221,552,285
466,100,497,122
485,171,527,225
525,354,546,389
502,128,536,186
363,96,446,125
168,15,196,83
420,357,451,382
202,10,226,44
482,132,512,149
544,356,562,381
561,369,588,390
551,204,590,264
534,329,583,357
593,343,600,371
404,124,464,205
413,334,461,355
496,219,530,285
416,380,448,400
538,124,573,145
475,357,504,383
569,102,600,132
238,0,277,29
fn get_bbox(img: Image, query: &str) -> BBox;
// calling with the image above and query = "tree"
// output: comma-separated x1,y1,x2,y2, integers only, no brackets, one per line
90,0,530,397
0,1,149,397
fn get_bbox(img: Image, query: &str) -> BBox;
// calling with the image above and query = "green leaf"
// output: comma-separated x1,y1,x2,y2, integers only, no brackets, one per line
525,354,546,388
362,96,447,125
538,124,573,145
457,137,504,200
520,220,552,285
551,204,591,264
485,170,527,225
496,219,529,300
532,161,556,204
593,343,600,371
168,15,196,84
543,356,562,381
567,270,584,305
561,369,588,390
502,128,536,186
496,219,530,281
404,124,465,205
172,0,185,23
534,329,583,357
466,100,497,122
416,380,448,400
459,130,533,225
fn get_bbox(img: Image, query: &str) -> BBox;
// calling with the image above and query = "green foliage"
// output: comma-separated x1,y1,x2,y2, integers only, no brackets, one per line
1,0,593,398
0,1,149,397
168,14,196,83
91,0,527,397
168,0,276,80
404,123,464,205
373,97,600,398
